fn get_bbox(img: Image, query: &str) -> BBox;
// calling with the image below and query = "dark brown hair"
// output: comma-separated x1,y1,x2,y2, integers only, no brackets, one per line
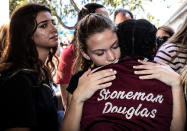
0,3,58,83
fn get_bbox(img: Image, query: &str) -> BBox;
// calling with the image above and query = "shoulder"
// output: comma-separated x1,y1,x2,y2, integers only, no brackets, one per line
0,68,38,89
69,70,85,83
158,43,177,51
67,70,85,94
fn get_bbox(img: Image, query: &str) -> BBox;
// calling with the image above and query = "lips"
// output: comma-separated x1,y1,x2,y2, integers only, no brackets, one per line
50,34,58,40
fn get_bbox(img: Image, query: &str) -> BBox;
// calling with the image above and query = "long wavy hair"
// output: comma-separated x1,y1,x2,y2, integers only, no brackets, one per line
167,17,187,64
72,13,117,74
0,3,58,83
0,24,9,58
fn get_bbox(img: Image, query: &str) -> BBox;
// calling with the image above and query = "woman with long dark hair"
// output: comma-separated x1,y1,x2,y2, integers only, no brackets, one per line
0,3,59,131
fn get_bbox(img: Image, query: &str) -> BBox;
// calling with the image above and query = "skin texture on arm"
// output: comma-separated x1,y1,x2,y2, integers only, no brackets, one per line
67,92,73,111
133,60,186,131
60,83,68,111
61,69,117,131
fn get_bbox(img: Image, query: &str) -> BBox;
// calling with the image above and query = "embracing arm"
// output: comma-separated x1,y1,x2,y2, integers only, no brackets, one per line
61,68,117,131
61,94,84,131
133,60,186,131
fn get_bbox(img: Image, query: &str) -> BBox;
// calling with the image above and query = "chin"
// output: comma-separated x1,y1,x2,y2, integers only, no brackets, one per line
51,42,58,47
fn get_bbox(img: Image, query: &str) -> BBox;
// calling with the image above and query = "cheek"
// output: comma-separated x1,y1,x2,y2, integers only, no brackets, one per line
33,32,46,45
113,48,121,59
90,55,106,66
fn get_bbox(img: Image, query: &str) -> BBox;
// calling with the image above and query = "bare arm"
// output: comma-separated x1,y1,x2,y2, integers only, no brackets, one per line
61,68,117,131
60,84,68,111
133,60,186,131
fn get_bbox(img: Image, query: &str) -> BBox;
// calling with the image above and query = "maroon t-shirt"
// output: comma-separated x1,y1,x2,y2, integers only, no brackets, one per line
81,56,173,131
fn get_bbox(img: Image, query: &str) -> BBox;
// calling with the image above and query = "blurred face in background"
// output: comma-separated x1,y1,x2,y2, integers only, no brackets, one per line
114,12,132,25
95,8,109,17
156,29,170,38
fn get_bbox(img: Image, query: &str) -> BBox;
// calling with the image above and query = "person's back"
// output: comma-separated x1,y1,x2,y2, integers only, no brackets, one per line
80,19,172,130
81,56,172,130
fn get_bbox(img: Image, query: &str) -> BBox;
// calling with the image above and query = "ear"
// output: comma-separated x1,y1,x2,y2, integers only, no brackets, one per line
81,50,90,60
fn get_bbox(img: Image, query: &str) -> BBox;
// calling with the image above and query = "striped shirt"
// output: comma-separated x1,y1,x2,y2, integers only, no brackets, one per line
154,43,187,73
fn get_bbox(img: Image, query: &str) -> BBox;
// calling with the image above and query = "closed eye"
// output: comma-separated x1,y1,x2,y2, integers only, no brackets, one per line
94,50,105,56
111,41,119,49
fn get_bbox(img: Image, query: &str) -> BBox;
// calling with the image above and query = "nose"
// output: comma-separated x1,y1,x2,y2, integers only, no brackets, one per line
106,50,116,62
50,22,57,33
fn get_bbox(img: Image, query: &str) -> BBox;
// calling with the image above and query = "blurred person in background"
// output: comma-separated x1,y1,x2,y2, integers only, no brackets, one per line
114,8,133,25
154,17,187,73
156,25,174,49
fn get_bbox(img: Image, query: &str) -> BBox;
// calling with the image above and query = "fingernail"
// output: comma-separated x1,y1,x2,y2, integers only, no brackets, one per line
134,71,137,74
114,70,117,74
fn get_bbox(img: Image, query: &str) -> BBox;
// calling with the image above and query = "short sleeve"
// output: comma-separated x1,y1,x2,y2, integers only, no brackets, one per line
0,72,37,129
154,43,175,64
66,71,84,94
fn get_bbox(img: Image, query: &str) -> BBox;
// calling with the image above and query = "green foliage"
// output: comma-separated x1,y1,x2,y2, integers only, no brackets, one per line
9,0,156,29
9,0,27,15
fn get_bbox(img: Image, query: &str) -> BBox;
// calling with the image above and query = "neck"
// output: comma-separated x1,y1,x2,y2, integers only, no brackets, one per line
37,47,49,63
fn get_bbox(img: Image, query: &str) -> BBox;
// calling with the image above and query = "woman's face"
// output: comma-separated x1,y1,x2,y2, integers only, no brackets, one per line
33,11,58,50
82,29,121,66
156,29,170,37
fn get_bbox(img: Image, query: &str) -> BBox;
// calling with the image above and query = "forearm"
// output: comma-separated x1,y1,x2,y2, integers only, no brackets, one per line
61,95,83,131
60,84,68,110
170,84,186,131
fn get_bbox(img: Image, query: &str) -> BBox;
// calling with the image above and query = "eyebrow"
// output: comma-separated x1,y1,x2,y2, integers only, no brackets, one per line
37,20,49,26
92,40,118,52
37,19,54,26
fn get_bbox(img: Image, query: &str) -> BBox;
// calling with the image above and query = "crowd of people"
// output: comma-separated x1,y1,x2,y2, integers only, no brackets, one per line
0,2,186,131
